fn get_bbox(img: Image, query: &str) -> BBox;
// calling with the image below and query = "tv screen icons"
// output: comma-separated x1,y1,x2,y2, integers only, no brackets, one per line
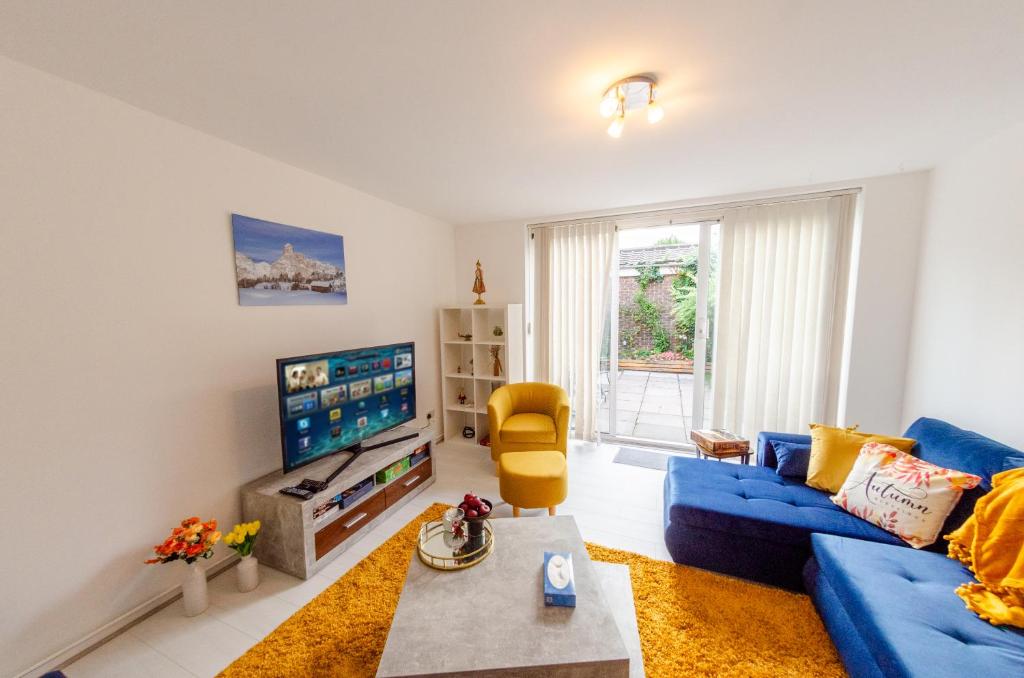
374,374,394,393
286,392,318,416
284,359,329,393
278,342,416,474
321,385,347,407
350,379,372,399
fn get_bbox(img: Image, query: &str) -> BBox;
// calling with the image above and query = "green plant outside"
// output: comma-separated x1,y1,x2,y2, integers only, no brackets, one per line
669,251,716,360
627,264,669,354
618,251,717,361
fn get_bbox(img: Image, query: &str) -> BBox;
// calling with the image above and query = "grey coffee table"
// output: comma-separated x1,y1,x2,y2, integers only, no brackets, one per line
377,515,643,678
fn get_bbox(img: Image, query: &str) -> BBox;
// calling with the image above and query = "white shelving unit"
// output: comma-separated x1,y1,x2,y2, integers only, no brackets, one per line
439,304,523,447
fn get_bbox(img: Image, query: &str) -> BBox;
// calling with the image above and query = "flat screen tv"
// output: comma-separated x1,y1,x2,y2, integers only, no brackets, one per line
276,342,416,473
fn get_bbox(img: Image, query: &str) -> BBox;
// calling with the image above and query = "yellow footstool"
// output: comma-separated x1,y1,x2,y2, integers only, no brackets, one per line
498,450,568,517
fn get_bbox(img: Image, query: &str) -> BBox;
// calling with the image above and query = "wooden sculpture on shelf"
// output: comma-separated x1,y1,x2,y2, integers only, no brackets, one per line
490,345,503,377
472,260,487,305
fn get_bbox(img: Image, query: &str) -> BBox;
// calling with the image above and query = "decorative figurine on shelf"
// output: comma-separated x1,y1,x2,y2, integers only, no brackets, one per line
469,358,475,376
456,364,462,374
492,325,504,337
472,260,487,305
457,388,468,405
462,426,475,438
457,332,472,341
490,345,503,377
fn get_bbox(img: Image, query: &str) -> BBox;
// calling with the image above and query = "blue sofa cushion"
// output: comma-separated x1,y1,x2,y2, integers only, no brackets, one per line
756,430,812,468
1004,455,1024,471
905,417,1023,535
665,457,904,547
773,441,812,478
810,533,1024,677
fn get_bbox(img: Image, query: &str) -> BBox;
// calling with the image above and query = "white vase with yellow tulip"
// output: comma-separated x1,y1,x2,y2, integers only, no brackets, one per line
225,520,261,592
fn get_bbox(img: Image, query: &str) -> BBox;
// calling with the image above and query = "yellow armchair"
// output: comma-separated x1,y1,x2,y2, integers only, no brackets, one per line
487,382,570,465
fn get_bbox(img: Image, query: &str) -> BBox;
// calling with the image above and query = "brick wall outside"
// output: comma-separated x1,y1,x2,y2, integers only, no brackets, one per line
619,273,679,353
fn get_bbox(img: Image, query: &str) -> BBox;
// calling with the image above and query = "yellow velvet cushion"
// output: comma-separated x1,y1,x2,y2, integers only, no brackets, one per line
499,412,557,444
805,424,916,493
498,450,568,509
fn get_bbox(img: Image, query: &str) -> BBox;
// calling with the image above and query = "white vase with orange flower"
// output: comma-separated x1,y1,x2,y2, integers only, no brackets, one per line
225,520,261,592
145,516,221,616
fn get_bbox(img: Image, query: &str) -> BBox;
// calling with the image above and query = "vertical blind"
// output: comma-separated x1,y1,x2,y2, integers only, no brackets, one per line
711,194,856,436
531,221,616,441
527,191,858,444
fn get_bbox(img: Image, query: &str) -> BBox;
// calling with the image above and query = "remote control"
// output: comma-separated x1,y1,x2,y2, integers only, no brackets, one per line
279,486,314,500
297,478,328,493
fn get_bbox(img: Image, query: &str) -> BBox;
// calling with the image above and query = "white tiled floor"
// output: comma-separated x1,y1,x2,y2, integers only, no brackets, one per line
64,439,675,677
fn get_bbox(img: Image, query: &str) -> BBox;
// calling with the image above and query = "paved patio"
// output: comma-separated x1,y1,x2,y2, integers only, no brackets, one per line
598,369,711,444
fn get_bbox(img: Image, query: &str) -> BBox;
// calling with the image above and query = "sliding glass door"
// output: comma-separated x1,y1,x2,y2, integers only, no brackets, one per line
599,221,719,447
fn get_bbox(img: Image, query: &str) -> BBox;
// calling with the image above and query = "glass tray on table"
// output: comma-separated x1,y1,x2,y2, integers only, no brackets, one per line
416,519,494,570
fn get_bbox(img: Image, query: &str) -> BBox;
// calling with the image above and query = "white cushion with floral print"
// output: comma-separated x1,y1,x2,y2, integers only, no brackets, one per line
831,442,982,548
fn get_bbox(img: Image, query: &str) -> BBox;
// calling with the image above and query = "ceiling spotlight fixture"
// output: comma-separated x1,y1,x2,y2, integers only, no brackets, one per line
599,75,663,137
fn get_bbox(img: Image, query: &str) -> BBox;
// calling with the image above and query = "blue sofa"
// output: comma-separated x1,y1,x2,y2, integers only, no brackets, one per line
805,533,1024,678
664,417,1024,676
663,417,1020,589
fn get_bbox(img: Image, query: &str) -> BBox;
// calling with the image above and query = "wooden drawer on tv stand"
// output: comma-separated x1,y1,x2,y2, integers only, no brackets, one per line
384,458,432,508
314,490,386,560
312,459,432,561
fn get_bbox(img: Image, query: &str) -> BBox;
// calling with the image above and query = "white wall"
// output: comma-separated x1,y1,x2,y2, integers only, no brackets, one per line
841,172,930,434
453,223,528,307
455,171,930,435
0,56,455,676
902,122,1024,450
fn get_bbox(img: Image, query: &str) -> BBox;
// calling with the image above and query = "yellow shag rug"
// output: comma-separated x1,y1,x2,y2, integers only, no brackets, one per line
220,504,845,677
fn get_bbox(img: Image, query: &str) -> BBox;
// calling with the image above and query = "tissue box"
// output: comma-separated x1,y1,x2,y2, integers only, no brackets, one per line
543,551,576,607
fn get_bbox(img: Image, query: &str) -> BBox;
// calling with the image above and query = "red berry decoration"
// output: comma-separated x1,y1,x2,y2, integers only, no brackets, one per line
467,509,478,518
479,503,490,515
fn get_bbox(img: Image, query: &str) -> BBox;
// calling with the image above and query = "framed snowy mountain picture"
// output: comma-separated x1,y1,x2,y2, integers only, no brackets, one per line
231,214,347,306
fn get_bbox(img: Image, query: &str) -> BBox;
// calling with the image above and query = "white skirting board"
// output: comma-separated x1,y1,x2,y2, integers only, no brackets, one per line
22,432,447,678
18,553,240,678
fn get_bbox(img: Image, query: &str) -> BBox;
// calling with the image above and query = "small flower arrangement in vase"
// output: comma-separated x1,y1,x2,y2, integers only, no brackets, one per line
145,517,221,616
224,521,261,592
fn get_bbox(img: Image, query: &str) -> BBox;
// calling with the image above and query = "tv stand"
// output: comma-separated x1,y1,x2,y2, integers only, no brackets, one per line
297,432,421,493
242,426,435,579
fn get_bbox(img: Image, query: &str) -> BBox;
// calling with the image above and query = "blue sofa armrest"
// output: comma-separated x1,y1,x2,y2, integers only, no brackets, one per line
757,431,812,468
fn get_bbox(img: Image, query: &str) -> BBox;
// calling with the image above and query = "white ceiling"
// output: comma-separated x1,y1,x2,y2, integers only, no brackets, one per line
2,1,1023,225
